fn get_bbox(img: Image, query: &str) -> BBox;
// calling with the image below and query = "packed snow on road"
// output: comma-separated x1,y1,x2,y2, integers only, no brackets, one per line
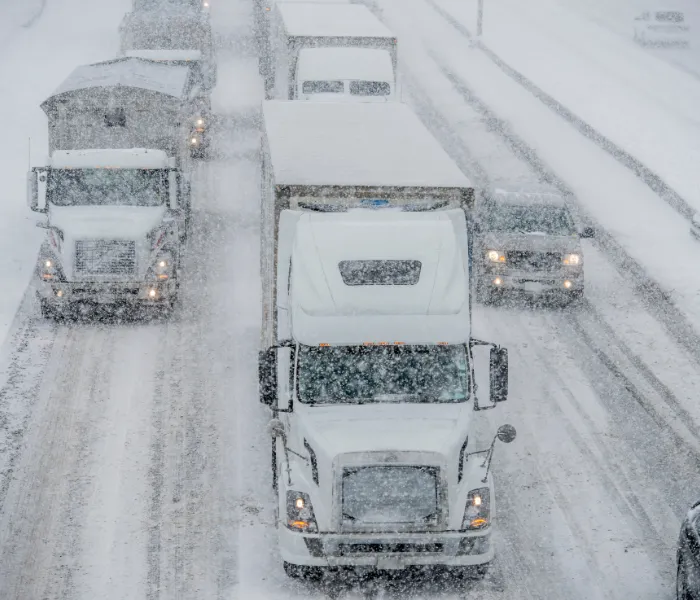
2,0,700,599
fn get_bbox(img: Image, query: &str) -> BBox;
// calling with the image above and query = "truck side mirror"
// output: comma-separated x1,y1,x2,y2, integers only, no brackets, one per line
168,170,179,210
489,346,508,403
27,169,48,213
259,348,277,406
580,226,595,239
496,424,516,443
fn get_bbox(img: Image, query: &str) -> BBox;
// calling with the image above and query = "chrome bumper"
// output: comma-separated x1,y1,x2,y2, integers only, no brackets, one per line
37,279,177,304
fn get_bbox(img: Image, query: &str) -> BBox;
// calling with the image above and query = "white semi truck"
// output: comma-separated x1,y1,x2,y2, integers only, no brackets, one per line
28,59,193,318
262,2,396,99
259,101,515,579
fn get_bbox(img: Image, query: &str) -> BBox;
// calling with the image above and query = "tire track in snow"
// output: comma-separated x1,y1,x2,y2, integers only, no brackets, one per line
423,0,696,222
423,55,700,374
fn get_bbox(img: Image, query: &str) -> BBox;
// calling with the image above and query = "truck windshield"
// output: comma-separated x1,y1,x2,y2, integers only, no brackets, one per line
483,204,575,236
349,81,391,97
48,169,167,207
297,345,469,405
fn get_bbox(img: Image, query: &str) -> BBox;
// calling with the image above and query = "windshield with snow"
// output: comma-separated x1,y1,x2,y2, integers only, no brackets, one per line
482,203,576,235
350,81,391,97
47,169,167,207
297,345,469,405
302,80,344,94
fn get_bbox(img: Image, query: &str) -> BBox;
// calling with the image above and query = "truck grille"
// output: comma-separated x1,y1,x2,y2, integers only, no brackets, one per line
506,251,561,271
75,240,136,275
341,466,439,532
337,543,443,555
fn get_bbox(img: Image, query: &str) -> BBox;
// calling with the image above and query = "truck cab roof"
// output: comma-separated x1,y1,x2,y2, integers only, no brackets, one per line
297,47,394,82
263,101,472,191
276,2,394,38
289,210,471,346
49,149,173,169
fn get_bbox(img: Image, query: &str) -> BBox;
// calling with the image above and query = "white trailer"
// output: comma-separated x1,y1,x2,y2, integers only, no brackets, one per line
263,2,396,99
260,100,515,578
295,47,396,102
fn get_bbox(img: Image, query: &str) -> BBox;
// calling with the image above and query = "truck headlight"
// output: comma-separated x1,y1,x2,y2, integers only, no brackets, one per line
190,136,200,146
147,252,174,281
563,253,581,266
38,254,65,282
286,491,318,533
194,117,205,132
462,488,490,530
487,250,505,263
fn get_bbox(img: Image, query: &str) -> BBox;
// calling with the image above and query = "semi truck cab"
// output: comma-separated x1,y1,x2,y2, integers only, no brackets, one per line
260,209,514,578
27,148,189,318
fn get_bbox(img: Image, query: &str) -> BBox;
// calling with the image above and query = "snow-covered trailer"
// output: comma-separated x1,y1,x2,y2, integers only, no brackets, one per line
41,57,205,161
264,2,396,99
119,8,216,89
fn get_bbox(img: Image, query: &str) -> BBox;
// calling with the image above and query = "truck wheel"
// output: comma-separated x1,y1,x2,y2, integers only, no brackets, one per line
283,562,324,580
39,299,58,320
272,438,278,493
452,563,489,581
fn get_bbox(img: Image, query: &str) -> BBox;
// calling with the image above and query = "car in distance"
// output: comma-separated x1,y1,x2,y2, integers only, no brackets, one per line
473,188,594,305
634,10,690,46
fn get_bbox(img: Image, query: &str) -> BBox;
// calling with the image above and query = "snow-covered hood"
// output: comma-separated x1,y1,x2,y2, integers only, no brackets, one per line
49,205,167,239
47,205,167,280
300,403,470,464
481,230,581,255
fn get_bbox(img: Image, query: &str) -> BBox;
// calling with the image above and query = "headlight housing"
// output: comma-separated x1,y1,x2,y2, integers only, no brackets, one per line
286,491,318,532
147,252,175,281
194,117,206,132
487,250,505,263
38,254,65,282
563,253,581,266
462,488,490,530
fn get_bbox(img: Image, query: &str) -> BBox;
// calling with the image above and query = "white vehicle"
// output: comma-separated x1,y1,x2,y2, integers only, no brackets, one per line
119,8,217,89
296,47,396,101
264,2,396,99
634,10,689,46
260,100,515,578
27,149,187,318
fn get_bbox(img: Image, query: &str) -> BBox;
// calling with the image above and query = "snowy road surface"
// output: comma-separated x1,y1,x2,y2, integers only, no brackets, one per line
1,0,700,598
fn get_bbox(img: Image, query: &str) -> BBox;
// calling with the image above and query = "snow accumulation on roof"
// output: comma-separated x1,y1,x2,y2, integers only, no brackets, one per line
263,101,472,189
124,49,203,62
297,47,394,82
488,187,567,207
290,210,471,345
50,149,172,169
45,58,190,101
277,2,394,38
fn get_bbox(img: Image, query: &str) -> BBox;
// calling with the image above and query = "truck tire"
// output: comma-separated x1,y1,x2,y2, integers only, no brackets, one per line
283,562,324,580
272,438,278,493
452,563,489,581
39,298,58,320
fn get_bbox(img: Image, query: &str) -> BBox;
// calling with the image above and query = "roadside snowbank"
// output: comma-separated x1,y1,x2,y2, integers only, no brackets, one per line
439,0,700,215
0,0,128,346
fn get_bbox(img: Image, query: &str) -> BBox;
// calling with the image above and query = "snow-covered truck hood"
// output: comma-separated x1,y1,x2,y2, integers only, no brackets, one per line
47,205,167,280
300,403,470,462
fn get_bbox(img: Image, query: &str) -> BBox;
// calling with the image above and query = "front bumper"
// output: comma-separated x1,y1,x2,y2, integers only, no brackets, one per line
480,268,583,295
279,527,493,569
37,279,177,305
